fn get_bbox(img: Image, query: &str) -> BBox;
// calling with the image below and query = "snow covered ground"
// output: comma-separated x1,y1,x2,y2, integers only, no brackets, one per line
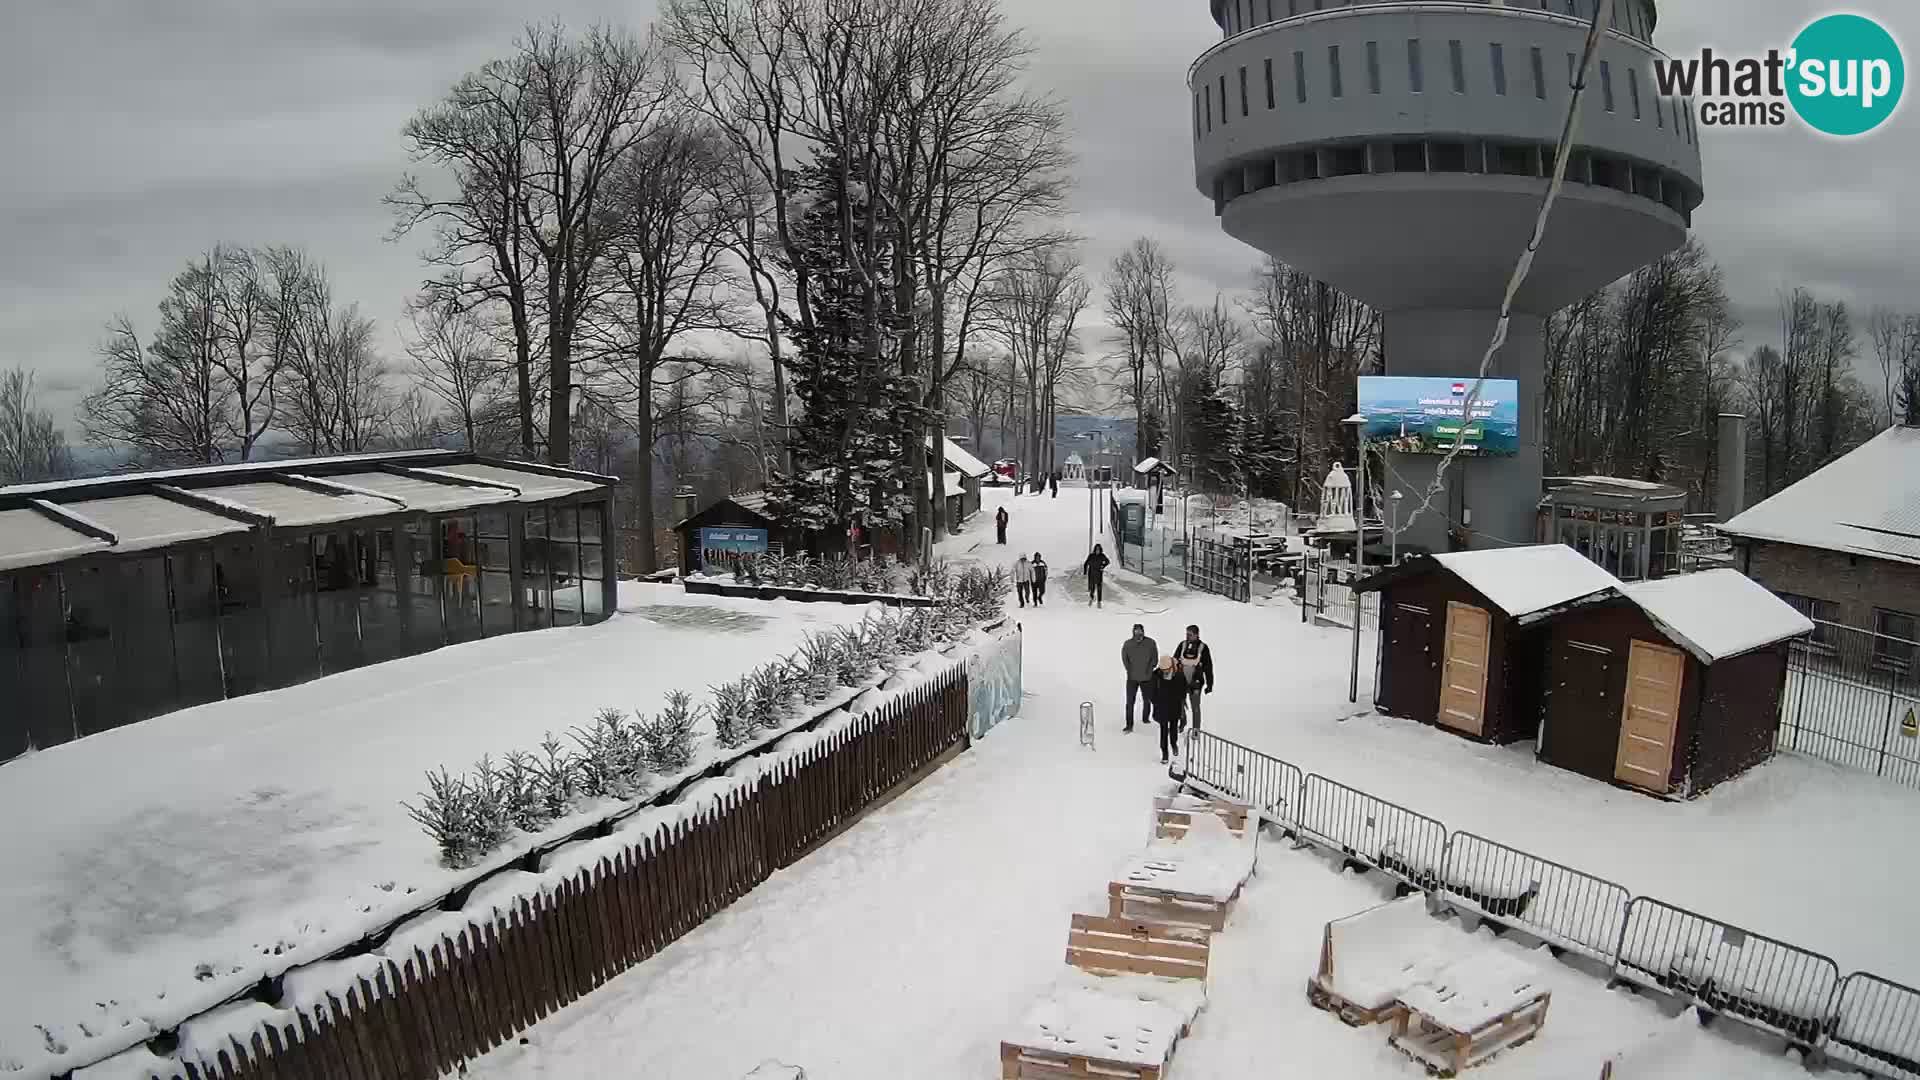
0,585,873,1075
455,484,1903,1079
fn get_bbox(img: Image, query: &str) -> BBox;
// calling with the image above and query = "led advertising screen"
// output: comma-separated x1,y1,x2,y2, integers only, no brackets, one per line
697,526,769,572
1357,376,1520,456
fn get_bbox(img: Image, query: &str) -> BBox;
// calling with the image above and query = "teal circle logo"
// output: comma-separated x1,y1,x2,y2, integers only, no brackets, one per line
1786,14,1905,136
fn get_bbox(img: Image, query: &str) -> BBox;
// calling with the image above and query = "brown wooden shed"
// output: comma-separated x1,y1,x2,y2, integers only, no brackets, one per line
1537,568,1814,799
1355,545,1622,745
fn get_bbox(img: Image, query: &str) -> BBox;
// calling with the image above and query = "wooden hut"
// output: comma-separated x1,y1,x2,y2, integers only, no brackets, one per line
1536,568,1813,798
1355,545,1620,744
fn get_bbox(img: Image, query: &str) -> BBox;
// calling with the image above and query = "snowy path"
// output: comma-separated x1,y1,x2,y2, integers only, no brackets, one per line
462,486,1829,1079
0,586,872,1074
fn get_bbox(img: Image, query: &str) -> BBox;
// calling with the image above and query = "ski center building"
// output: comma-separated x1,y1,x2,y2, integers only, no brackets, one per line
0,451,617,759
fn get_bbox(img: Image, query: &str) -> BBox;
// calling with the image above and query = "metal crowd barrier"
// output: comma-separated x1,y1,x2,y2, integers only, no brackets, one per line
1183,730,1304,832
1294,773,1449,890
1829,973,1920,1078
1438,831,1629,965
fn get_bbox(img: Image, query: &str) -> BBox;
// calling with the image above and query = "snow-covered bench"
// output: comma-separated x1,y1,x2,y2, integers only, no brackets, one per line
1153,793,1253,841
999,914,1214,1079
1109,809,1259,930
1388,952,1550,1076
1307,894,1474,1026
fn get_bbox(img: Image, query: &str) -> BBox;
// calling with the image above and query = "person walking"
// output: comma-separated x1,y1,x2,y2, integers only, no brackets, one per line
1049,472,1059,498
1030,553,1049,605
1121,623,1159,733
1176,624,1215,731
1013,554,1033,607
1150,655,1191,764
1083,544,1110,607
995,506,1009,545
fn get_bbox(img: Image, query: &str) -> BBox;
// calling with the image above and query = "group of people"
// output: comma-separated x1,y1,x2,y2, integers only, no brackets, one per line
1121,623,1216,764
1009,544,1109,609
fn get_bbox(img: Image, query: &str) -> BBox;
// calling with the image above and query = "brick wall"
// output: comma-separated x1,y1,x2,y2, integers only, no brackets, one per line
1742,540,1920,631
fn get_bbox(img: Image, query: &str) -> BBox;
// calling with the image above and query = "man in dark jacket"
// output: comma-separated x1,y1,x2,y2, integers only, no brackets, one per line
1176,624,1215,731
1030,553,1049,605
995,506,1009,544
1083,544,1110,607
1049,472,1059,498
1151,655,1190,764
1120,623,1158,732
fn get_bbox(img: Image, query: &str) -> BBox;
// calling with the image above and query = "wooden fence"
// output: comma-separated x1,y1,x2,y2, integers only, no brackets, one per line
134,665,969,1080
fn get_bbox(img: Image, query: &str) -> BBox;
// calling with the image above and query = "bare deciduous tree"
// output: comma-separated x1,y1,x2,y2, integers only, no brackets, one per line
0,368,69,483
1104,239,1176,462
1868,307,1920,428
405,300,507,453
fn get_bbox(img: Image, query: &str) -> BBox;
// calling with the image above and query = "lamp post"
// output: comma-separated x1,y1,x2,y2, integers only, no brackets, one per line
1390,490,1404,565
1342,414,1367,704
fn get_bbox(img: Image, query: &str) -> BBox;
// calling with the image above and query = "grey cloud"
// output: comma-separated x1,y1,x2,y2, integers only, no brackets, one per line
3,0,1916,432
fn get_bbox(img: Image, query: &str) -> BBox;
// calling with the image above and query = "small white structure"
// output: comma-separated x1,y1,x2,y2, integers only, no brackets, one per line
1063,453,1086,481
1316,464,1357,535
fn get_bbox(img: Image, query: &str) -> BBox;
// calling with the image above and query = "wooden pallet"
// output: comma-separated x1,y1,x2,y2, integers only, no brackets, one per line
1306,895,1461,1028
1387,991,1551,1077
1153,794,1252,840
1000,1041,1167,1079
1108,878,1238,932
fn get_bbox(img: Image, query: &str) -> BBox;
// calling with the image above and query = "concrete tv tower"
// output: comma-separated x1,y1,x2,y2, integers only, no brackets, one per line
1190,0,1703,551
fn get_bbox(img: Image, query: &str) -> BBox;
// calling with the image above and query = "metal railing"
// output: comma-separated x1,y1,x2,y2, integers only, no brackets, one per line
1183,533,1251,602
1440,831,1628,965
1299,553,1381,630
1780,620,1920,788
1614,898,1840,1045
1180,728,1920,1070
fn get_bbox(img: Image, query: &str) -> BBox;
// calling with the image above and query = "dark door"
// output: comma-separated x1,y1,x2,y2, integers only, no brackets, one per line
1542,636,1623,779
1385,602,1439,722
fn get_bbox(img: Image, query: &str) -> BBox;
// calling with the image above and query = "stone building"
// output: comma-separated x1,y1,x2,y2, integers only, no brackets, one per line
1720,426,1920,669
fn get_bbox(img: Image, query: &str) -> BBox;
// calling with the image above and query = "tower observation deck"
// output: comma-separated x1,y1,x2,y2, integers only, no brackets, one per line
1190,0,1703,551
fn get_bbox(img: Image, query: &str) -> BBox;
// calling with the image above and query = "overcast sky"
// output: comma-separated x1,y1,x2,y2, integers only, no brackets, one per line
2,0,1913,431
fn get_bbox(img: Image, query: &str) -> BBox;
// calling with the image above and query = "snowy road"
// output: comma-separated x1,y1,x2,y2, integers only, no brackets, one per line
463,485,1839,1079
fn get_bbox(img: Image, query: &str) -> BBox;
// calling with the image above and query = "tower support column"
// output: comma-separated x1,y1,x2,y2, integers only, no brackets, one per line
1378,308,1545,554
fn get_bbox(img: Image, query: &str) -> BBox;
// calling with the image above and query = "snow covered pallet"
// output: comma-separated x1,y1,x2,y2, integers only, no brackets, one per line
999,915,1213,1079
1307,894,1473,1027
1110,808,1258,931
1386,953,1550,1077
1152,793,1253,840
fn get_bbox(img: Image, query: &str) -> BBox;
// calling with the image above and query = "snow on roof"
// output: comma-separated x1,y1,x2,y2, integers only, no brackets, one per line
1621,569,1814,662
63,494,249,553
0,507,111,571
326,471,518,514
1431,544,1621,618
0,450,449,499
927,437,991,478
1721,426,1920,566
1133,456,1168,474
408,463,607,503
1065,452,1084,466
194,481,396,528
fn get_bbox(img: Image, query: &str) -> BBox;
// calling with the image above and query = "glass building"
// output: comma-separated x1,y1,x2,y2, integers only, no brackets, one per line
0,452,617,759
1537,475,1688,581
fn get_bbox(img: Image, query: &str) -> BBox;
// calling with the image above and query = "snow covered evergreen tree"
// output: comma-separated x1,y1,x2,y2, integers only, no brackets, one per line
767,150,921,534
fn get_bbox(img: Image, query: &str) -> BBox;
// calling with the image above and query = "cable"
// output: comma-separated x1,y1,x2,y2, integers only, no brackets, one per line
1394,0,1618,540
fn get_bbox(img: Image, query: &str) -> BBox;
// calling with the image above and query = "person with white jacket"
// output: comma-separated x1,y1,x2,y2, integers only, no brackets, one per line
1012,554,1034,607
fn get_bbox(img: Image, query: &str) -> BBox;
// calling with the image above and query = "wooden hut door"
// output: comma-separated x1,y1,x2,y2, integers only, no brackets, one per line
1614,640,1686,793
1438,602,1493,736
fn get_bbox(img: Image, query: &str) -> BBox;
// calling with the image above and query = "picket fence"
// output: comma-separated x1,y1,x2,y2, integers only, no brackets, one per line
1184,728,1920,1077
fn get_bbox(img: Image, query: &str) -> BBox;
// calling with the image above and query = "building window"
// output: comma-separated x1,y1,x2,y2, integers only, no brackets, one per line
1628,67,1642,118
1328,44,1343,97
1568,51,1578,87
1258,0,1271,25
476,509,514,637
1531,46,1547,99
1240,65,1250,116
1449,39,1465,94
1490,43,1507,95
581,503,608,620
1655,85,1665,126
1194,93,1201,139
1219,74,1229,124
1779,593,1839,647
1238,0,1248,33
1408,39,1424,93
1875,609,1919,673
1205,83,1213,131
1366,41,1381,94
1294,50,1307,104
1599,60,1615,111
1266,57,1276,108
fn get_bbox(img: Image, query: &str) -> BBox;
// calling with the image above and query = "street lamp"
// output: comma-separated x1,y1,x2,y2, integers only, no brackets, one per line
1390,490,1404,566
1341,413,1367,704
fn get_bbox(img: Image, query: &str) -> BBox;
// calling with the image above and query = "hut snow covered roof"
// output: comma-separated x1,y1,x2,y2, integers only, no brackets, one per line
1619,568,1813,662
1428,544,1622,620
1720,425,1920,566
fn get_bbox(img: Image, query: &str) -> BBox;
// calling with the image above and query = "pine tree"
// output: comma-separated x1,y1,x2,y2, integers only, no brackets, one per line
1180,372,1242,494
768,151,921,532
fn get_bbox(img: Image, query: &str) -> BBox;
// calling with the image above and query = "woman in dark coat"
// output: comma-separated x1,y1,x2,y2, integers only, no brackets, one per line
1150,655,1190,764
